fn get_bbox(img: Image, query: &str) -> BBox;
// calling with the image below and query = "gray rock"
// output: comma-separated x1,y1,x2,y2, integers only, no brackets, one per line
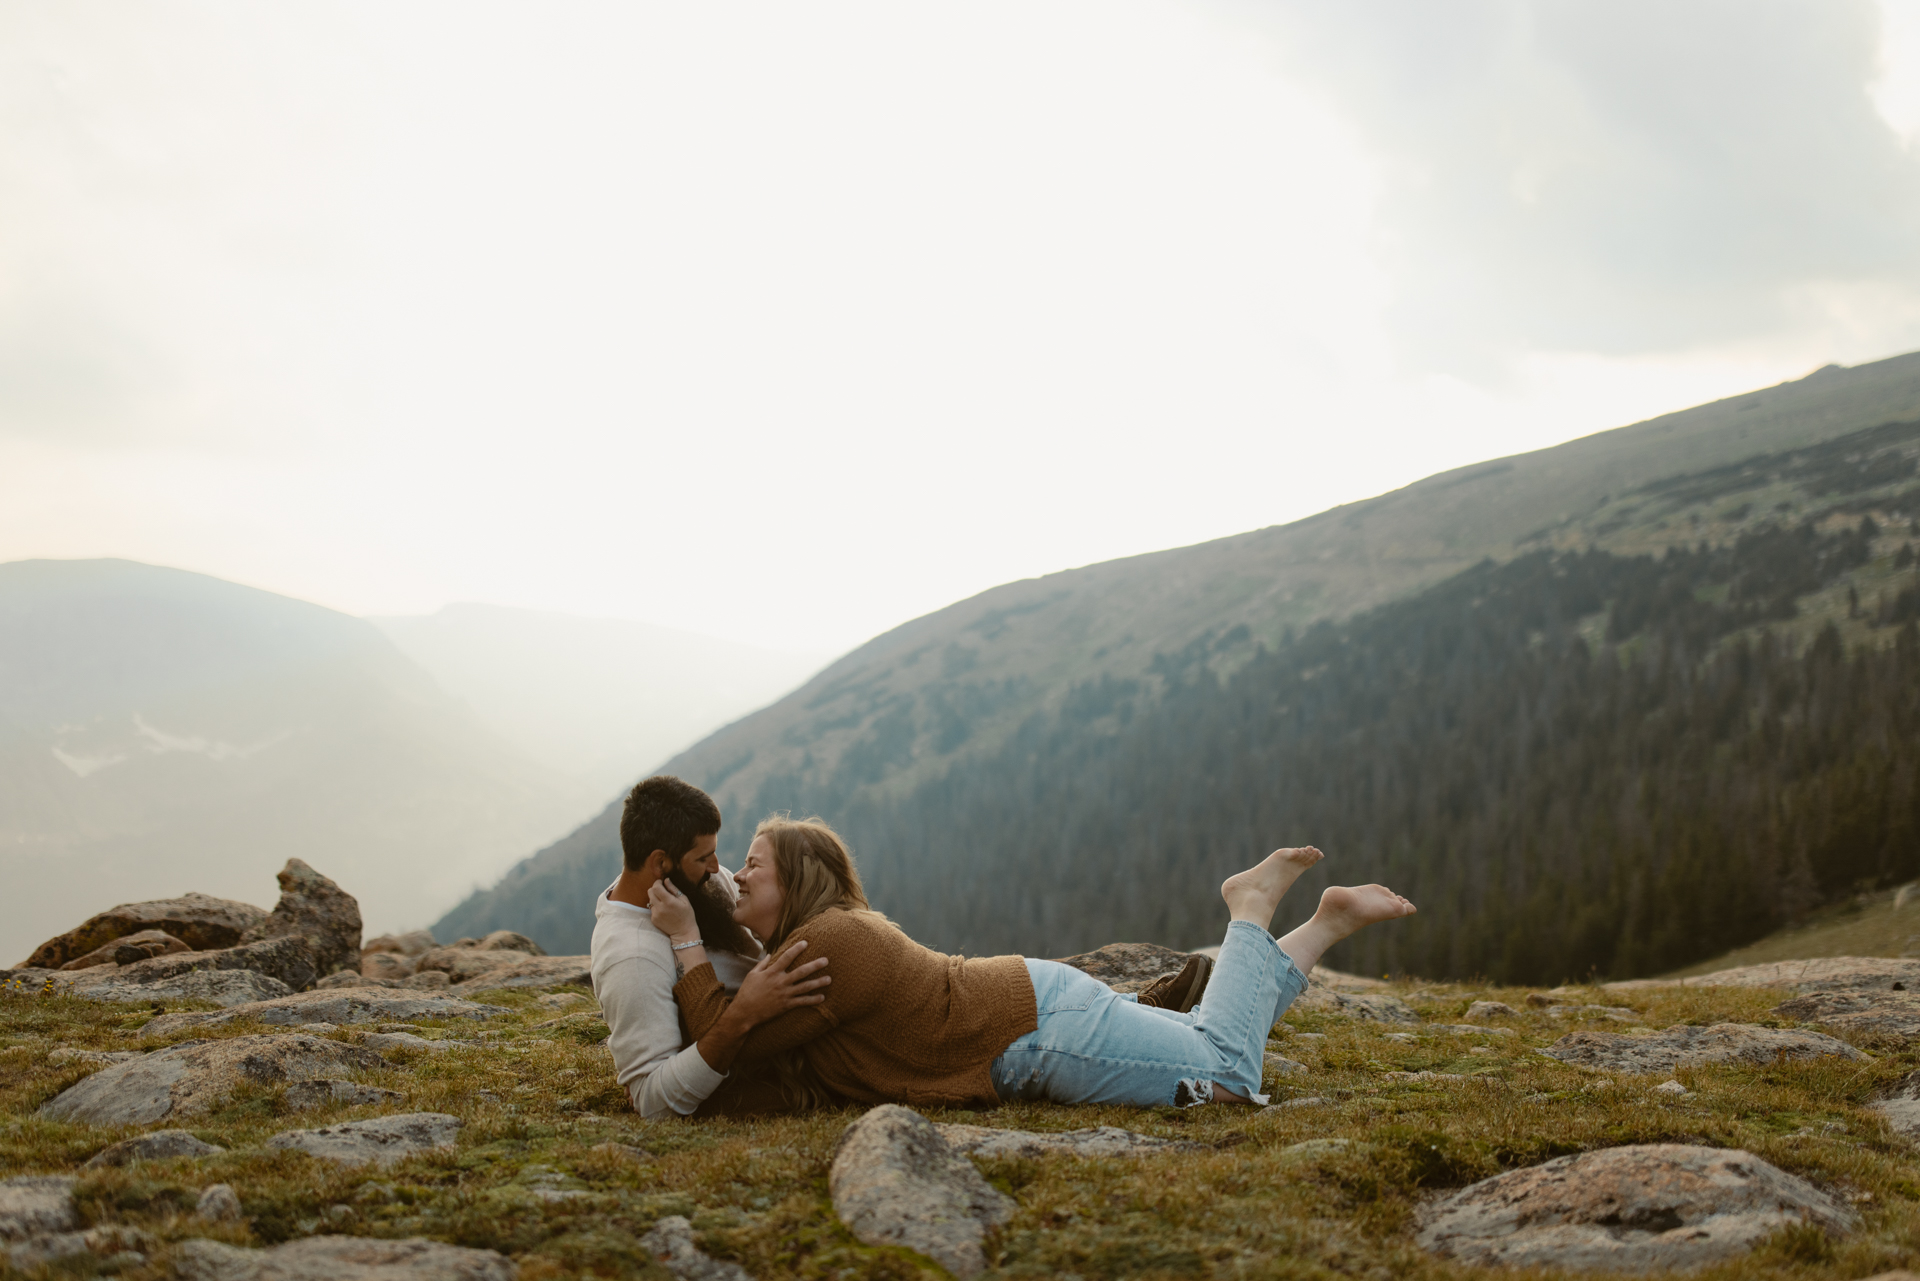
4,1225,152,1271
1873,1068,1920,1138
363,930,437,958
1464,1000,1521,1021
20,893,267,969
1539,1023,1867,1074
1277,1138,1362,1163
70,967,294,1007
591,1141,652,1162
1050,942,1194,993
84,1129,226,1168
39,1034,386,1125
59,929,192,971
1292,988,1420,1024
1776,990,1920,1043
361,952,416,981
238,859,363,979
1417,1144,1853,1270
0,1175,78,1240
639,1216,751,1281
139,989,507,1038
282,1079,405,1110
171,1235,513,1280
47,1048,141,1066
935,1124,1198,1159
1429,1023,1518,1037
1547,1005,1643,1022
401,971,450,991
1263,1096,1330,1110
446,956,591,993
1656,1080,1692,1096
536,992,589,1010
1607,956,1920,995
1263,1053,1309,1078
197,1184,243,1221
265,1112,461,1167
829,1104,1015,1279
94,935,322,995
316,972,390,989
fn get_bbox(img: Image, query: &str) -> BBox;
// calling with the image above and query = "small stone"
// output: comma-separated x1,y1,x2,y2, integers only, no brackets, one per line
1464,1000,1521,1021
0,1175,79,1239
282,1080,405,1111
830,1105,1014,1278
1277,1138,1359,1162
1655,1080,1691,1096
196,1184,243,1221
1525,992,1567,1008
591,1141,652,1162
361,952,416,981
1383,1032,1418,1043
1417,1144,1852,1270
1548,1004,1642,1022
1293,1032,1326,1040
361,1032,458,1053
401,971,451,990
1264,1096,1329,1109
1429,1023,1518,1037
363,930,437,958
640,1215,752,1281
170,1234,512,1280
84,1130,225,1168
298,1023,338,1034
536,992,588,1010
58,930,192,971
935,1124,1199,1158
1292,988,1420,1024
265,1112,461,1167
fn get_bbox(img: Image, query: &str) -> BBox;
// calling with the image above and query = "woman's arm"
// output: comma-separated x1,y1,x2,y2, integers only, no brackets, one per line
675,962,837,1067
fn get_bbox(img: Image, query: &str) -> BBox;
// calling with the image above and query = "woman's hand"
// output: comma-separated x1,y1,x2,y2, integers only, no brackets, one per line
729,940,830,1028
646,877,699,944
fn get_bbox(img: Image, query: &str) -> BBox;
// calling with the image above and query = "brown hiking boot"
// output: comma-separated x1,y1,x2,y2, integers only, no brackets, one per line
1137,953,1212,1013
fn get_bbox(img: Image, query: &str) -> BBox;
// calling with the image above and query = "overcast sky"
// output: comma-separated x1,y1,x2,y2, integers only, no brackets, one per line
4,1,1920,653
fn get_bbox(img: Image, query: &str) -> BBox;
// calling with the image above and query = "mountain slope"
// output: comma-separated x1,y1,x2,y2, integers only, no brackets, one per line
0,560,584,962
372,604,825,800
438,351,1920,955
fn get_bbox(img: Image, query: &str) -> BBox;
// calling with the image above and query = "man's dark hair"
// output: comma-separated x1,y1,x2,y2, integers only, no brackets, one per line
620,775,722,872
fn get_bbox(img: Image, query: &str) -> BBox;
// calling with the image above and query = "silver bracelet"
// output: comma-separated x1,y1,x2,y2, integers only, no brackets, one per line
670,939,703,952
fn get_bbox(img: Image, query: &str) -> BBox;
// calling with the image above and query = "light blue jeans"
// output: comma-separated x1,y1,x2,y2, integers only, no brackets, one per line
990,920,1308,1107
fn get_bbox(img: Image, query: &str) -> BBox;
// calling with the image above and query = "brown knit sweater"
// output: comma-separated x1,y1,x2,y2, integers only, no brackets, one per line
673,907,1038,1109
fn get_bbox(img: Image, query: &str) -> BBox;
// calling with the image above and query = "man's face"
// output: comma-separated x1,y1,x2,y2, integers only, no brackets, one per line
670,832,721,896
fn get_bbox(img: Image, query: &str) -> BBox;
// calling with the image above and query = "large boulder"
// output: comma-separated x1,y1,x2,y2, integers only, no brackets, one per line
1775,991,1920,1044
265,1112,461,1167
139,989,507,1038
639,1216,753,1281
67,968,294,1008
1417,1144,1852,1270
98,935,325,994
1607,957,1920,995
83,1130,226,1168
172,1235,513,1280
19,893,267,970
830,1106,1014,1279
239,859,362,978
1051,942,1194,993
38,1034,386,1126
1539,1023,1867,1074
58,930,191,971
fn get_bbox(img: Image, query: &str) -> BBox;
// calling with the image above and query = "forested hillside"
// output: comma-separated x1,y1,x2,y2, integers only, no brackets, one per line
441,373,1920,974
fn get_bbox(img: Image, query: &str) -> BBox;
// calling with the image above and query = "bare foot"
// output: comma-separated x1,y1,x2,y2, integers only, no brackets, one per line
1221,846,1324,928
1312,884,1417,942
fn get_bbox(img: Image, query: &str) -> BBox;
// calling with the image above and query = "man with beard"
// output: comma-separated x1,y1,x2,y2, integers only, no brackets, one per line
591,775,830,1117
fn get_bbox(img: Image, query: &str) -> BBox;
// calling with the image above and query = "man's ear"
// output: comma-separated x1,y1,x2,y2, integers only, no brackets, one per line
646,849,672,880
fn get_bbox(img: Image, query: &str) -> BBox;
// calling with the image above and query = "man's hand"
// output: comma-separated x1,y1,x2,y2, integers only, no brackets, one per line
731,940,830,1027
646,877,699,943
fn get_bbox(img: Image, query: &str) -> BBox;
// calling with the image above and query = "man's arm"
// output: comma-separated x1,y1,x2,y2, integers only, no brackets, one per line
597,954,726,1118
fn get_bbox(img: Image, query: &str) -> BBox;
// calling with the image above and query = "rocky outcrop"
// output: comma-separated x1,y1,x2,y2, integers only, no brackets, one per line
640,1216,753,1281
59,929,191,971
265,1112,461,1167
1538,1023,1866,1074
172,1234,514,1280
1873,1069,1920,1139
138,989,507,1038
1775,990,1920,1043
1606,956,1920,995
38,1034,387,1125
935,1124,1199,1159
83,1130,226,1168
1417,1144,1852,1270
1051,942,1194,993
238,859,363,978
20,893,267,970
67,967,294,1008
829,1105,1015,1279
448,956,592,993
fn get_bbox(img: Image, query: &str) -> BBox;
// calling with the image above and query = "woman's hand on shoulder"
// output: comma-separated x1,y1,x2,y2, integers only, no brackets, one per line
645,877,699,945
730,940,830,1027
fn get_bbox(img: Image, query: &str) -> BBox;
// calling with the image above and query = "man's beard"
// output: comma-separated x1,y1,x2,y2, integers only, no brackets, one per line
669,867,762,956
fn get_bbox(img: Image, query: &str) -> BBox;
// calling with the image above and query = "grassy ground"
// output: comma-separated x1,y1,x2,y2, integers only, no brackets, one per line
5,981,1920,1280
1665,885,1920,977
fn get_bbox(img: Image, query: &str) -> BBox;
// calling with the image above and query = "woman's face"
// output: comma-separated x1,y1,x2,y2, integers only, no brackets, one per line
733,835,783,941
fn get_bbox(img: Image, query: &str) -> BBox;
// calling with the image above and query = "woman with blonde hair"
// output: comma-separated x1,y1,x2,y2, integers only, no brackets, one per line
646,815,1414,1110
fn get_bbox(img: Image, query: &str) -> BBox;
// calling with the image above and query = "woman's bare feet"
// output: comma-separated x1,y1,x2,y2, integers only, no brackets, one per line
1275,883,1417,977
1220,846,1324,930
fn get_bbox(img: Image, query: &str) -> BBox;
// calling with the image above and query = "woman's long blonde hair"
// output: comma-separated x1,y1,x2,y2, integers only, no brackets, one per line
754,815,877,951
751,815,883,1110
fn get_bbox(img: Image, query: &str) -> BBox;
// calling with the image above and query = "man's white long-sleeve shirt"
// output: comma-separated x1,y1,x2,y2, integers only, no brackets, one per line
590,870,758,1118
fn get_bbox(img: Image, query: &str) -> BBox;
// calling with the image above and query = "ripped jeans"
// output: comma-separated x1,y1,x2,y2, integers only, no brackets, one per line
989,919,1308,1108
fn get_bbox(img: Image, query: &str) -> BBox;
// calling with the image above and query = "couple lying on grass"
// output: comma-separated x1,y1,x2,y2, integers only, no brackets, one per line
589,775,1415,1119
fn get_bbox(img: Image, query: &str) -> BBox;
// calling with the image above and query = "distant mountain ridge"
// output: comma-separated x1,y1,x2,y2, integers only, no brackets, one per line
437,351,1920,956
0,559,584,963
